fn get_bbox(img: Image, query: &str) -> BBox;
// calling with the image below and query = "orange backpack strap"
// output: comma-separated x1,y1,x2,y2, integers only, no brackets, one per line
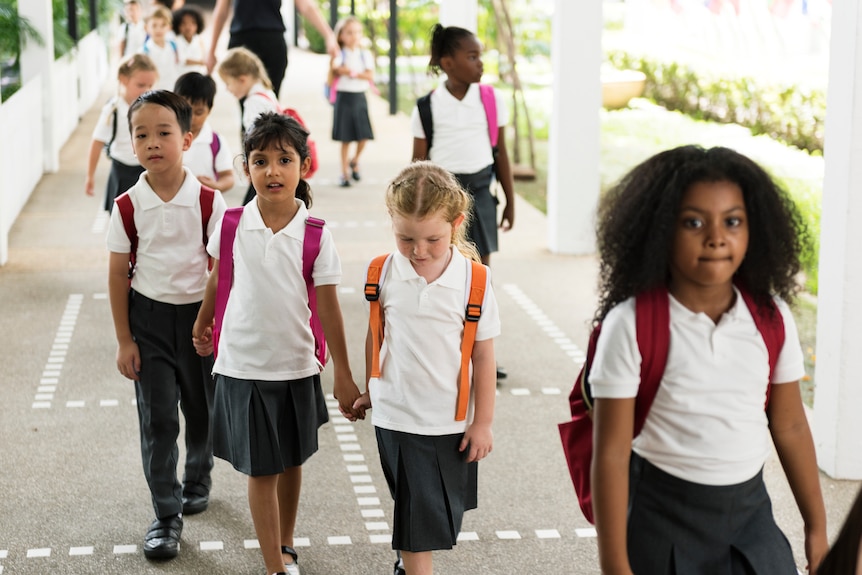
365,254,391,379
456,261,488,421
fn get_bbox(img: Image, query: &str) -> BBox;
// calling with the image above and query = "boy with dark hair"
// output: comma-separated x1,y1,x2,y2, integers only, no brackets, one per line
106,90,227,560
174,72,235,192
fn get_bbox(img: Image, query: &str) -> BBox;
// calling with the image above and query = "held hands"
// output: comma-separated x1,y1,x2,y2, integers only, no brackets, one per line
349,392,372,422
333,373,364,422
116,339,141,381
460,422,493,463
191,319,214,357
197,175,218,189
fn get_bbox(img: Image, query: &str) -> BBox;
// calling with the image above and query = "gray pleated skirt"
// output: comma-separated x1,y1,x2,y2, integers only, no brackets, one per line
627,452,797,574
212,374,328,476
453,165,498,257
332,91,374,142
375,427,478,552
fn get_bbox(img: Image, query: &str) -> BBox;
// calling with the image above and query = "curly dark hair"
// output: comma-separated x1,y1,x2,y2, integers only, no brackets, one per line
172,6,205,37
594,145,808,324
242,112,313,208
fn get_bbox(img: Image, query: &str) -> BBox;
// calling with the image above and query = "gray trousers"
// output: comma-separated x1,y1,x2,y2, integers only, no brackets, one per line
129,290,215,519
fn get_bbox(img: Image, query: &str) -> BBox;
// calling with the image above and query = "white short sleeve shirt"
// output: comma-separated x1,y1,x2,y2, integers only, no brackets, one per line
368,248,501,435
92,98,138,167
141,38,180,91
183,123,234,181
588,288,806,485
410,81,509,174
106,167,228,304
208,199,342,381
335,48,374,93
242,84,281,132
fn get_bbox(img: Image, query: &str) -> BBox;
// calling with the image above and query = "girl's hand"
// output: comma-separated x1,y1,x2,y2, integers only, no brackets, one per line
350,392,371,421
460,422,493,463
85,176,95,197
499,202,514,231
116,339,141,381
333,373,363,421
804,524,828,574
192,320,213,357
197,175,218,189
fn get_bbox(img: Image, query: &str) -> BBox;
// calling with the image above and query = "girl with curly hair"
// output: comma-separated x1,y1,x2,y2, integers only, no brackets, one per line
588,145,828,574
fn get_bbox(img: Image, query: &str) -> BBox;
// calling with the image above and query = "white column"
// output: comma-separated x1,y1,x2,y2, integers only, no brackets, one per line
440,0,478,32
282,0,296,47
812,0,862,479
547,0,601,254
18,0,58,173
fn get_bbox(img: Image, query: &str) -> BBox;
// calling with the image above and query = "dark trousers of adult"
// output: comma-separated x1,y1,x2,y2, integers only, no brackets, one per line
129,290,215,520
229,29,288,96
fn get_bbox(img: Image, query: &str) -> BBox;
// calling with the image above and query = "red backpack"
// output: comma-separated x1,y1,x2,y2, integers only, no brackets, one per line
558,286,785,524
252,92,319,179
212,207,327,365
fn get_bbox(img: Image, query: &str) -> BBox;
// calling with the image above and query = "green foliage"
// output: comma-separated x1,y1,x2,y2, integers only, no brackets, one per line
607,49,827,155
0,2,43,57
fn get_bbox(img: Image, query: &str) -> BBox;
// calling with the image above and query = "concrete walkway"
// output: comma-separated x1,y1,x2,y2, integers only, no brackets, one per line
0,47,859,575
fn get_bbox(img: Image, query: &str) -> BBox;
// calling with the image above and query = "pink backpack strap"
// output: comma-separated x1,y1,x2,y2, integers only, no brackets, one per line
478,84,498,148
212,207,243,357
632,286,671,436
304,216,326,365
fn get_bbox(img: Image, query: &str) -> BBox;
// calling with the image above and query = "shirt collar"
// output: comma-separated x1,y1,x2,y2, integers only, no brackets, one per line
242,197,308,240
668,285,745,322
436,79,479,103
195,122,214,144
136,166,200,211
390,247,467,290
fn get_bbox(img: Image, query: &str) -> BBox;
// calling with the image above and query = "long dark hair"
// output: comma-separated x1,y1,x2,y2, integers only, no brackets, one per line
242,112,313,208
594,145,807,324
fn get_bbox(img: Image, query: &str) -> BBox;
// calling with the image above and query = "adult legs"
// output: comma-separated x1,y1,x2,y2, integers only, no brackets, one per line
228,30,288,96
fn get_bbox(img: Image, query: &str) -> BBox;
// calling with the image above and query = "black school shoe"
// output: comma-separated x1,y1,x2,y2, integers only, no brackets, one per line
182,484,209,515
394,557,405,575
143,514,183,559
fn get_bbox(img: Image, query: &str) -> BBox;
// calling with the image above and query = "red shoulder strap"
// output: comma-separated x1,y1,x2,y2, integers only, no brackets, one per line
115,193,137,279
478,84,498,148
456,260,488,421
738,287,785,406
303,216,327,365
632,287,671,436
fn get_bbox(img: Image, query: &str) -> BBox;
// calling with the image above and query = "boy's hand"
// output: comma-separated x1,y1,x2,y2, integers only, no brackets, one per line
333,374,363,421
459,422,493,463
197,175,218,189
192,320,214,357
116,340,141,381
350,392,371,422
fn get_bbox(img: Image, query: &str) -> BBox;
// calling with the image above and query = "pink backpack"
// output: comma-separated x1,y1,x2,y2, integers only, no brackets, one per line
212,207,327,365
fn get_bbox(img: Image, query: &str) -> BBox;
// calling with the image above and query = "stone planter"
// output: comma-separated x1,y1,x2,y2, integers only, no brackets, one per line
602,69,647,109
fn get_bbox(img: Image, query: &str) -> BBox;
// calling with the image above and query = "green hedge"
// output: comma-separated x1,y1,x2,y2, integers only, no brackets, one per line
606,49,827,155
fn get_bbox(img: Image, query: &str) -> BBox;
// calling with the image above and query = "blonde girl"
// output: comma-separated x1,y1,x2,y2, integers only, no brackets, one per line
85,53,158,211
353,162,499,575
330,16,375,187
218,46,282,204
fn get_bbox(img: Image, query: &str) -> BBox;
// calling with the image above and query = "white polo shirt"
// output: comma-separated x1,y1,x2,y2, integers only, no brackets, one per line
334,48,373,93
208,198,341,381
589,288,805,486
106,167,227,304
368,248,501,436
183,123,234,181
93,97,138,167
410,80,509,175
243,84,280,132
141,38,180,91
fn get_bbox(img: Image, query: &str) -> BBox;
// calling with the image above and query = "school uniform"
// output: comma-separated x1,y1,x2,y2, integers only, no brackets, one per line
589,288,806,574
331,48,374,143
176,34,206,76
367,248,501,552
120,20,147,58
93,97,143,212
206,198,338,475
239,84,281,204
106,167,228,520
410,82,509,256
183,122,233,183
141,38,180,90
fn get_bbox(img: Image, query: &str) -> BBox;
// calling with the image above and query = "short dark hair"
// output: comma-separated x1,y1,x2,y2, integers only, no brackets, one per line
173,72,216,109
128,89,192,134
172,6,205,36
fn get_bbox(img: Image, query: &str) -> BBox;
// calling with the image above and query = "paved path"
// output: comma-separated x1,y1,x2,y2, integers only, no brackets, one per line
0,48,859,575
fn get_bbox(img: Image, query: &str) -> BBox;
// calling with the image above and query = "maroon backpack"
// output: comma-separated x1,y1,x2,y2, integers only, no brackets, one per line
558,286,785,524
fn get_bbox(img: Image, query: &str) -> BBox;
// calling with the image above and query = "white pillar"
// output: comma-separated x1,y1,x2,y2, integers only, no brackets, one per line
440,0,478,32
547,0,601,254
18,0,58,173
812,0,862,479
282,0,296,47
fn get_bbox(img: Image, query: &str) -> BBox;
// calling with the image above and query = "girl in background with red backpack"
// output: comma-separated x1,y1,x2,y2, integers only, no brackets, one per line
192,113,362,575
588,145,827,574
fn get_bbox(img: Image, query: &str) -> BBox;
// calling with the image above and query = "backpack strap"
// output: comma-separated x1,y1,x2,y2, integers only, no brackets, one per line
456,260,488,421
738,287,785,406
365,253,393,379
115,193,137,279
105,99,119,159
632,287,671,435
417,92,434,152
210,132,221,180
303,216,327,365
213,207,244,357
478,84,498,148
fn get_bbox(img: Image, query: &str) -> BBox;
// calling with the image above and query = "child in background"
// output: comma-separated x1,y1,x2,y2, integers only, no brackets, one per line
352,162,499,575
192,112,362,575
118,0,146,58
173,6,207,76
141,6,180,90
217,46,281,204
173,72,235,193
107,90,227,560
588,145,827,574
329,16,374,188
411,24,514,267
85,54,157,211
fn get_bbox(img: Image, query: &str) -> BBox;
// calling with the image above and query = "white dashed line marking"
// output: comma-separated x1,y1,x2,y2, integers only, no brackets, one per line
32,294,83,409
536,529,561,539
113,545,137,554
575,528,597,538
26,548,51,558
496,531,522,540
327,536,352,545
457,532,479,541
69,546,94,556
200,541,224,551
